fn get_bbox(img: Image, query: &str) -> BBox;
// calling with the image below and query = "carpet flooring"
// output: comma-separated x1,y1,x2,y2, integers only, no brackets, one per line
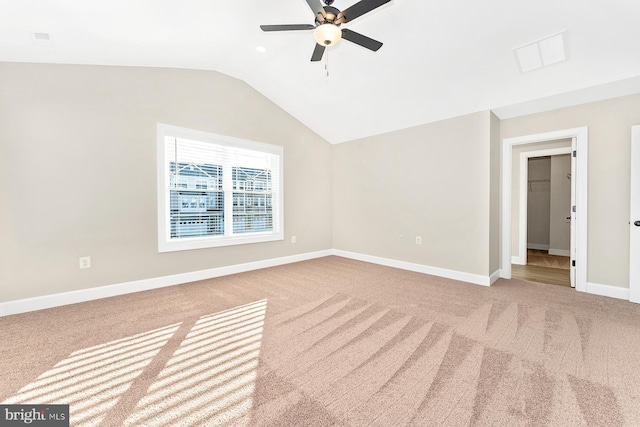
2,256,640,426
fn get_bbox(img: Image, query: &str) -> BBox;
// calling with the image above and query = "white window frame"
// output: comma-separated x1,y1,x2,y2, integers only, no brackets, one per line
157,123,284,252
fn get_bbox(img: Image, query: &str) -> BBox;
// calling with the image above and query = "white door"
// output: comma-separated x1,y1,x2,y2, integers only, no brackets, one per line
570,137,577,287
630,126,640,303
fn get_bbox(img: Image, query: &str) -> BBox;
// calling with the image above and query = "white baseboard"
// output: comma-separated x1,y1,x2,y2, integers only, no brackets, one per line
4,249,630,317
489,270,501,285
511,255,526,265
0,250,332,317
586,282,630,301
549,248,570,257
332,250,493,287
527,243,550,250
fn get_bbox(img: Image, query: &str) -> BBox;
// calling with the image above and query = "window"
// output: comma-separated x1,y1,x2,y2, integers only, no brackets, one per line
157,123,283,252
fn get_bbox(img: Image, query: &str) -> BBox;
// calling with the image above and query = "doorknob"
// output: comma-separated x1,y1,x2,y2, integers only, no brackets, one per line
635,221,640,226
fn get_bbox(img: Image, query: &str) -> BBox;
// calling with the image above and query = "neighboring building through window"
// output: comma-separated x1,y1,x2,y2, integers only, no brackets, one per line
169,162,223,238
232,166,273,234
157,123,283,252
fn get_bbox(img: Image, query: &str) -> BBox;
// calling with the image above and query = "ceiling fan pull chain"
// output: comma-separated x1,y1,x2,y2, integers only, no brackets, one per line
325,48,329,77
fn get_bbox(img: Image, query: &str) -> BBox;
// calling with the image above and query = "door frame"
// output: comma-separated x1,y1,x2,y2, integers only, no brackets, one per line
501,127,588,293
513,146,572,266
630,125,640,303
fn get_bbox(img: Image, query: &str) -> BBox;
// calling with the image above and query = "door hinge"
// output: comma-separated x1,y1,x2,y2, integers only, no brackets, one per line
572,260,576,267
572,205,576,213
573,150,577,157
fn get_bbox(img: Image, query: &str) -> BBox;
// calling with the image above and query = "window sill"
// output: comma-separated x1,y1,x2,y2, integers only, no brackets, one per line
158,232,284,253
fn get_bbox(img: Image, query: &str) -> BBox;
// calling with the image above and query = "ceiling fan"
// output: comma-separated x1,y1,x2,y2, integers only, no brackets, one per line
260,0,391,62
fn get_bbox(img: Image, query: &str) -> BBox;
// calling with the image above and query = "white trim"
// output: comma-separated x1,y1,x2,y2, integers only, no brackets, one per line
511,255,525,265
502,127,588,295
518,147,572,266
570,136,577,287
527,243,550,251
586,282,630,301
0,250,331,317
332,250,493,286
489,270,501,285
2,249,630,317
156,123,285,253
631,126,640,303
548,248,570,257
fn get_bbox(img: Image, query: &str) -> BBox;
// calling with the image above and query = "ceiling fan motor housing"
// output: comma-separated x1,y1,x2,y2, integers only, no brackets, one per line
316,6,341,26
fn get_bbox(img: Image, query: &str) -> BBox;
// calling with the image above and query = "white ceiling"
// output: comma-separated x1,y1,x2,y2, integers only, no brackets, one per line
2,0,640,144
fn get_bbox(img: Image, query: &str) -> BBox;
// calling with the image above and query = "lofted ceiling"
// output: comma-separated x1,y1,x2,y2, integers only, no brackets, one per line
1,0,640,144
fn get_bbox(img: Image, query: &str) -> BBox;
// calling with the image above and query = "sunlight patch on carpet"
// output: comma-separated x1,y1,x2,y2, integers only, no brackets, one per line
3,300,268,426
4,323,181,425
123,299,267,426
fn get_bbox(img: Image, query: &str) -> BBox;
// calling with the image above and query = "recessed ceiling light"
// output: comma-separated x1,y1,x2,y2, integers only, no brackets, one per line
256,46,267,53
514,31,567,73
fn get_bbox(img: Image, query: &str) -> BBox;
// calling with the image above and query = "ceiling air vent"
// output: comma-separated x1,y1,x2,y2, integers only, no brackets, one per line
514,31,567,73
31,31,54,46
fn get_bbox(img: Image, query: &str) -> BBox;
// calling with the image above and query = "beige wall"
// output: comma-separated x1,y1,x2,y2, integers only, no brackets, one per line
0,63,333,302
502,92,640,288
527,157,551,248
489,112,501,274
549,155,571,252
2,62,639,303
332,111,493,277
511,139,572,259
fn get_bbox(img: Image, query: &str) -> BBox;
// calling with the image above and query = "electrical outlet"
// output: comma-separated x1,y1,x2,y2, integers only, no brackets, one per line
291,236,297,244
79,256,91,269
416,236,422,245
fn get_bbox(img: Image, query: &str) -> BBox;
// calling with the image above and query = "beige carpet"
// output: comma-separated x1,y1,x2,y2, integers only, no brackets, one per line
2,256,640,426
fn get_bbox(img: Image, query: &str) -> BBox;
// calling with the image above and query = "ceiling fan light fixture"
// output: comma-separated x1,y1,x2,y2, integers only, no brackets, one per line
314,23,342,46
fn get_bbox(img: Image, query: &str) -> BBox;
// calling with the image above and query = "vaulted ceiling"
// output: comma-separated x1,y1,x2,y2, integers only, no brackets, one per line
2,0,640,143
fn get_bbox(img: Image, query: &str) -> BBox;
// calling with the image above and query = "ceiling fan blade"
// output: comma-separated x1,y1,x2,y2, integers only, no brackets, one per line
337,0,391,23
311,43,326,62
305,0,326,18
341,29,383,51
260,24,315,31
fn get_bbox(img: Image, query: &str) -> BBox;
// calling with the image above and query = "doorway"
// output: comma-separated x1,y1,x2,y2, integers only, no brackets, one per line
501,127,588,293
631,125,640,303
511,151,572,287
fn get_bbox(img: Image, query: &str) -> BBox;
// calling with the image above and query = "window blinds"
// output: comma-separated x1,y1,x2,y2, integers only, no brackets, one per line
158,124,282,252
164,135,281,242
